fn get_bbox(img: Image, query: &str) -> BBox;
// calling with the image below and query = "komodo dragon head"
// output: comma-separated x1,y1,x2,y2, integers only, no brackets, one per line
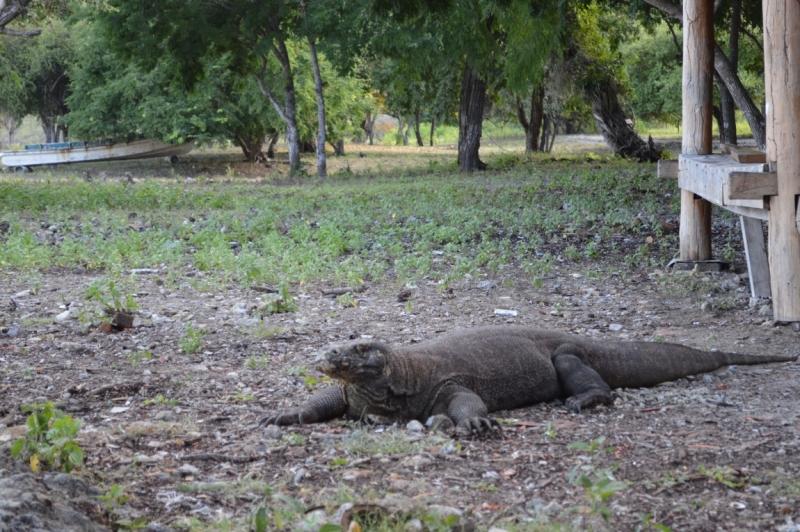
315,341,390,385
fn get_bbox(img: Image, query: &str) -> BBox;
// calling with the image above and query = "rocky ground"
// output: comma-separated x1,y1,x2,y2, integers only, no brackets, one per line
2,264,800,531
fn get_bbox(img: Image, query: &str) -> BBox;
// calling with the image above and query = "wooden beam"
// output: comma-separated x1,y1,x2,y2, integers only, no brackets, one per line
764,0,800,321
680,0,714,261
728,171,778,199
657,159,678,179
740,216,772,298
729,146,767,163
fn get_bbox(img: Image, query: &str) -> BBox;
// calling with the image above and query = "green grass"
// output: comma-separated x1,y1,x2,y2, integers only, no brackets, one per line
1,155,681,287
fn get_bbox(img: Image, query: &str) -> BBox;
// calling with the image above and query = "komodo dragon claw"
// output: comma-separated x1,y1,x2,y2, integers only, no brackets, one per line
456,417,505,439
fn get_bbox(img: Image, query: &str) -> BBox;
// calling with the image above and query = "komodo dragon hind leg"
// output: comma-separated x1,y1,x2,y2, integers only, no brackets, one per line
438,385,504,438
552,344,615,413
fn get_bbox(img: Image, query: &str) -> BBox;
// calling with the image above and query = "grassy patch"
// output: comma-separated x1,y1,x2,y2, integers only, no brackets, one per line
1,157,680,287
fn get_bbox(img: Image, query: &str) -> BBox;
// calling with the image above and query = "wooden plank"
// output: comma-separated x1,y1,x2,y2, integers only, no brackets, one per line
657,159,678,179
764,0,800,321
729,146,767,163
719,143,736,154
728,172,778,199
740,216,772,298
680,0,714,261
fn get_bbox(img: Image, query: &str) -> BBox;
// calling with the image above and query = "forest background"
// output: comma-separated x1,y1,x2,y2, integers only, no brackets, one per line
0,0,766,175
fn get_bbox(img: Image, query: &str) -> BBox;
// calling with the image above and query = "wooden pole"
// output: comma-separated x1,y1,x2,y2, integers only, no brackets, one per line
679,0,714,260
763,0,800,321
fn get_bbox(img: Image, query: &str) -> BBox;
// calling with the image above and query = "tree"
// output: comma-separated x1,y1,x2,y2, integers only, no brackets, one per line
0,34,32,145
66,19,282,160
98,0,308,171
0,0,41,36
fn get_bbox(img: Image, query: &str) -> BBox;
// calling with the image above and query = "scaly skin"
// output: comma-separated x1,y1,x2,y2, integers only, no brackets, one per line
260,326,798,435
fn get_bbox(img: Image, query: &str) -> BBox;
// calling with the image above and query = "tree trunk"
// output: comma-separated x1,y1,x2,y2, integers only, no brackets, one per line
457,64,487,171
402,117,410,146
642,0,765,150
413,109,424,146
307,38,327,178
516,85,545,153
717,0,740,144
256,36,301,172
591,80,662,162
429,115,436,146
361,110,374,145
40,113,57,143
266,130,279,159
328,139,345,156
236,135,266,162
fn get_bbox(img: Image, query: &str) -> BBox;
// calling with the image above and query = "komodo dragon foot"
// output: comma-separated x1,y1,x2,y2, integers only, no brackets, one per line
553,344,616,413
455,417,505,439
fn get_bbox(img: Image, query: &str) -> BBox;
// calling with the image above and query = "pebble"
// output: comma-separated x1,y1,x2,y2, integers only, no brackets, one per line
177,464,201,477
427,505,462,518
759,304,773,316
154,411,176,421
263,425,282,440
55,310,72,322
609,323,623,331
406,420,424,432
293,468,306,485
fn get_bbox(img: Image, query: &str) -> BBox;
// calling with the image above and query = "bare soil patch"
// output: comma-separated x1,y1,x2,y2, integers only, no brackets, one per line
2,264,799,531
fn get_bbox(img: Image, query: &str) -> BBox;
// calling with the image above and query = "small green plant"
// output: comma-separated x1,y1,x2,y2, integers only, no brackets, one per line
245,355,270,369
143,394,179,407
96,485,131,511
328,457,349,469
85,279,139,315
266,282,297,313
563,245,581,261
180,323,204,354
337,292,357,308
637,513,674,532
698,465,745,489
116,516,148,531
225,392,255,403
127,350,152,367
473,482,498,492
568,436,628,522
284,432,306,446
543,421,556,440
11,402,84,473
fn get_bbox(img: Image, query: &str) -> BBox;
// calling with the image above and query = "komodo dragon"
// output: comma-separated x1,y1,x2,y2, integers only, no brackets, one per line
261,326,797,434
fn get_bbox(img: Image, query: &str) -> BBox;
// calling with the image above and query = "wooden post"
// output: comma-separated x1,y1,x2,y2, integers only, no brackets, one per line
739,216,771,298
679,0,714,260
763,0,800,321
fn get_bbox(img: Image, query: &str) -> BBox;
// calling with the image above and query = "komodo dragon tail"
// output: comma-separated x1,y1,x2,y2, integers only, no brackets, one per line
588,340,798,389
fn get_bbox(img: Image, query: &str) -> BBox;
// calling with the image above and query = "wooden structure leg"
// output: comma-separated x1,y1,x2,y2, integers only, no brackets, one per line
739,216,771,298
763,0,800,321
679,0,714,261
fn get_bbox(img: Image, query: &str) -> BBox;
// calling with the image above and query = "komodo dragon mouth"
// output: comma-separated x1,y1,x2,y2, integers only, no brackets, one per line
315,342,387,384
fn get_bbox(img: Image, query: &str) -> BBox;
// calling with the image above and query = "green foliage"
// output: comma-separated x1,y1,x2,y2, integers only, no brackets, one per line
568,436,628,522
96,485,131,511
10,402,84,473
143,394,179,407
697,465,746,489
85,279,139,315
266,282,297,314
180,324,204,354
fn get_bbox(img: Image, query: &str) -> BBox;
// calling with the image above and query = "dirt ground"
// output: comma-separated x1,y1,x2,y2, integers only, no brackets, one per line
1,137,799,532
2,264,799,531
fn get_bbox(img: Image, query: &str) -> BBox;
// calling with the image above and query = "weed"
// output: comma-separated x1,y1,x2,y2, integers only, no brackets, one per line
245,355,271,369
127,350,152,367
143,394,179,407
180,323,204,354
543,421,556,440
337,292,357,308
697,465,746,489
225,392,255,403
96,484,130,511
85,279,139,315
284,432,306,446
265,282,297,313
568,436,628,522
10,402,84,473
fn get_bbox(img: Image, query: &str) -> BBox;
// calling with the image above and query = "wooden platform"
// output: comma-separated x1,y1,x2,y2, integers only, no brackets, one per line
678,155,771,220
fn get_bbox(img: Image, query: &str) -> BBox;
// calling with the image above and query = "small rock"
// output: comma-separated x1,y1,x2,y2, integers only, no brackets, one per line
700,301,711,312
406,420,424,432
177,464,201,477
609,323,623,332
494,309,518,317
488,528,510,532
110,406,129,414
702,375,713,384
438,442,458,455
293,468,306,485
405,518,424,531
759,304,773,316
482,471,499,479
55,310,72,322
154,411,176,421
477,281,495,291
263,425,282,440
427,505,462,518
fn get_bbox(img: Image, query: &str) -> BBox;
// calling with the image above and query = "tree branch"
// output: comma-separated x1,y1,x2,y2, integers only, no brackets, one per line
643,0,681,20
0,25,39,36
740,26,763,50
255,57,288,123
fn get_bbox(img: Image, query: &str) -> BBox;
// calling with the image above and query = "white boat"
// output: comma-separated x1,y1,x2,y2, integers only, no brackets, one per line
0,139,193,172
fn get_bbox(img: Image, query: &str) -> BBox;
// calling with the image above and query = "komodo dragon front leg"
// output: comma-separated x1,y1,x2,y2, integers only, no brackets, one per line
551,344,616,413
260,386,348,427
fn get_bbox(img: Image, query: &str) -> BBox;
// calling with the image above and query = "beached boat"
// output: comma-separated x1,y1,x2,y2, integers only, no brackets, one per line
0,139,193,172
